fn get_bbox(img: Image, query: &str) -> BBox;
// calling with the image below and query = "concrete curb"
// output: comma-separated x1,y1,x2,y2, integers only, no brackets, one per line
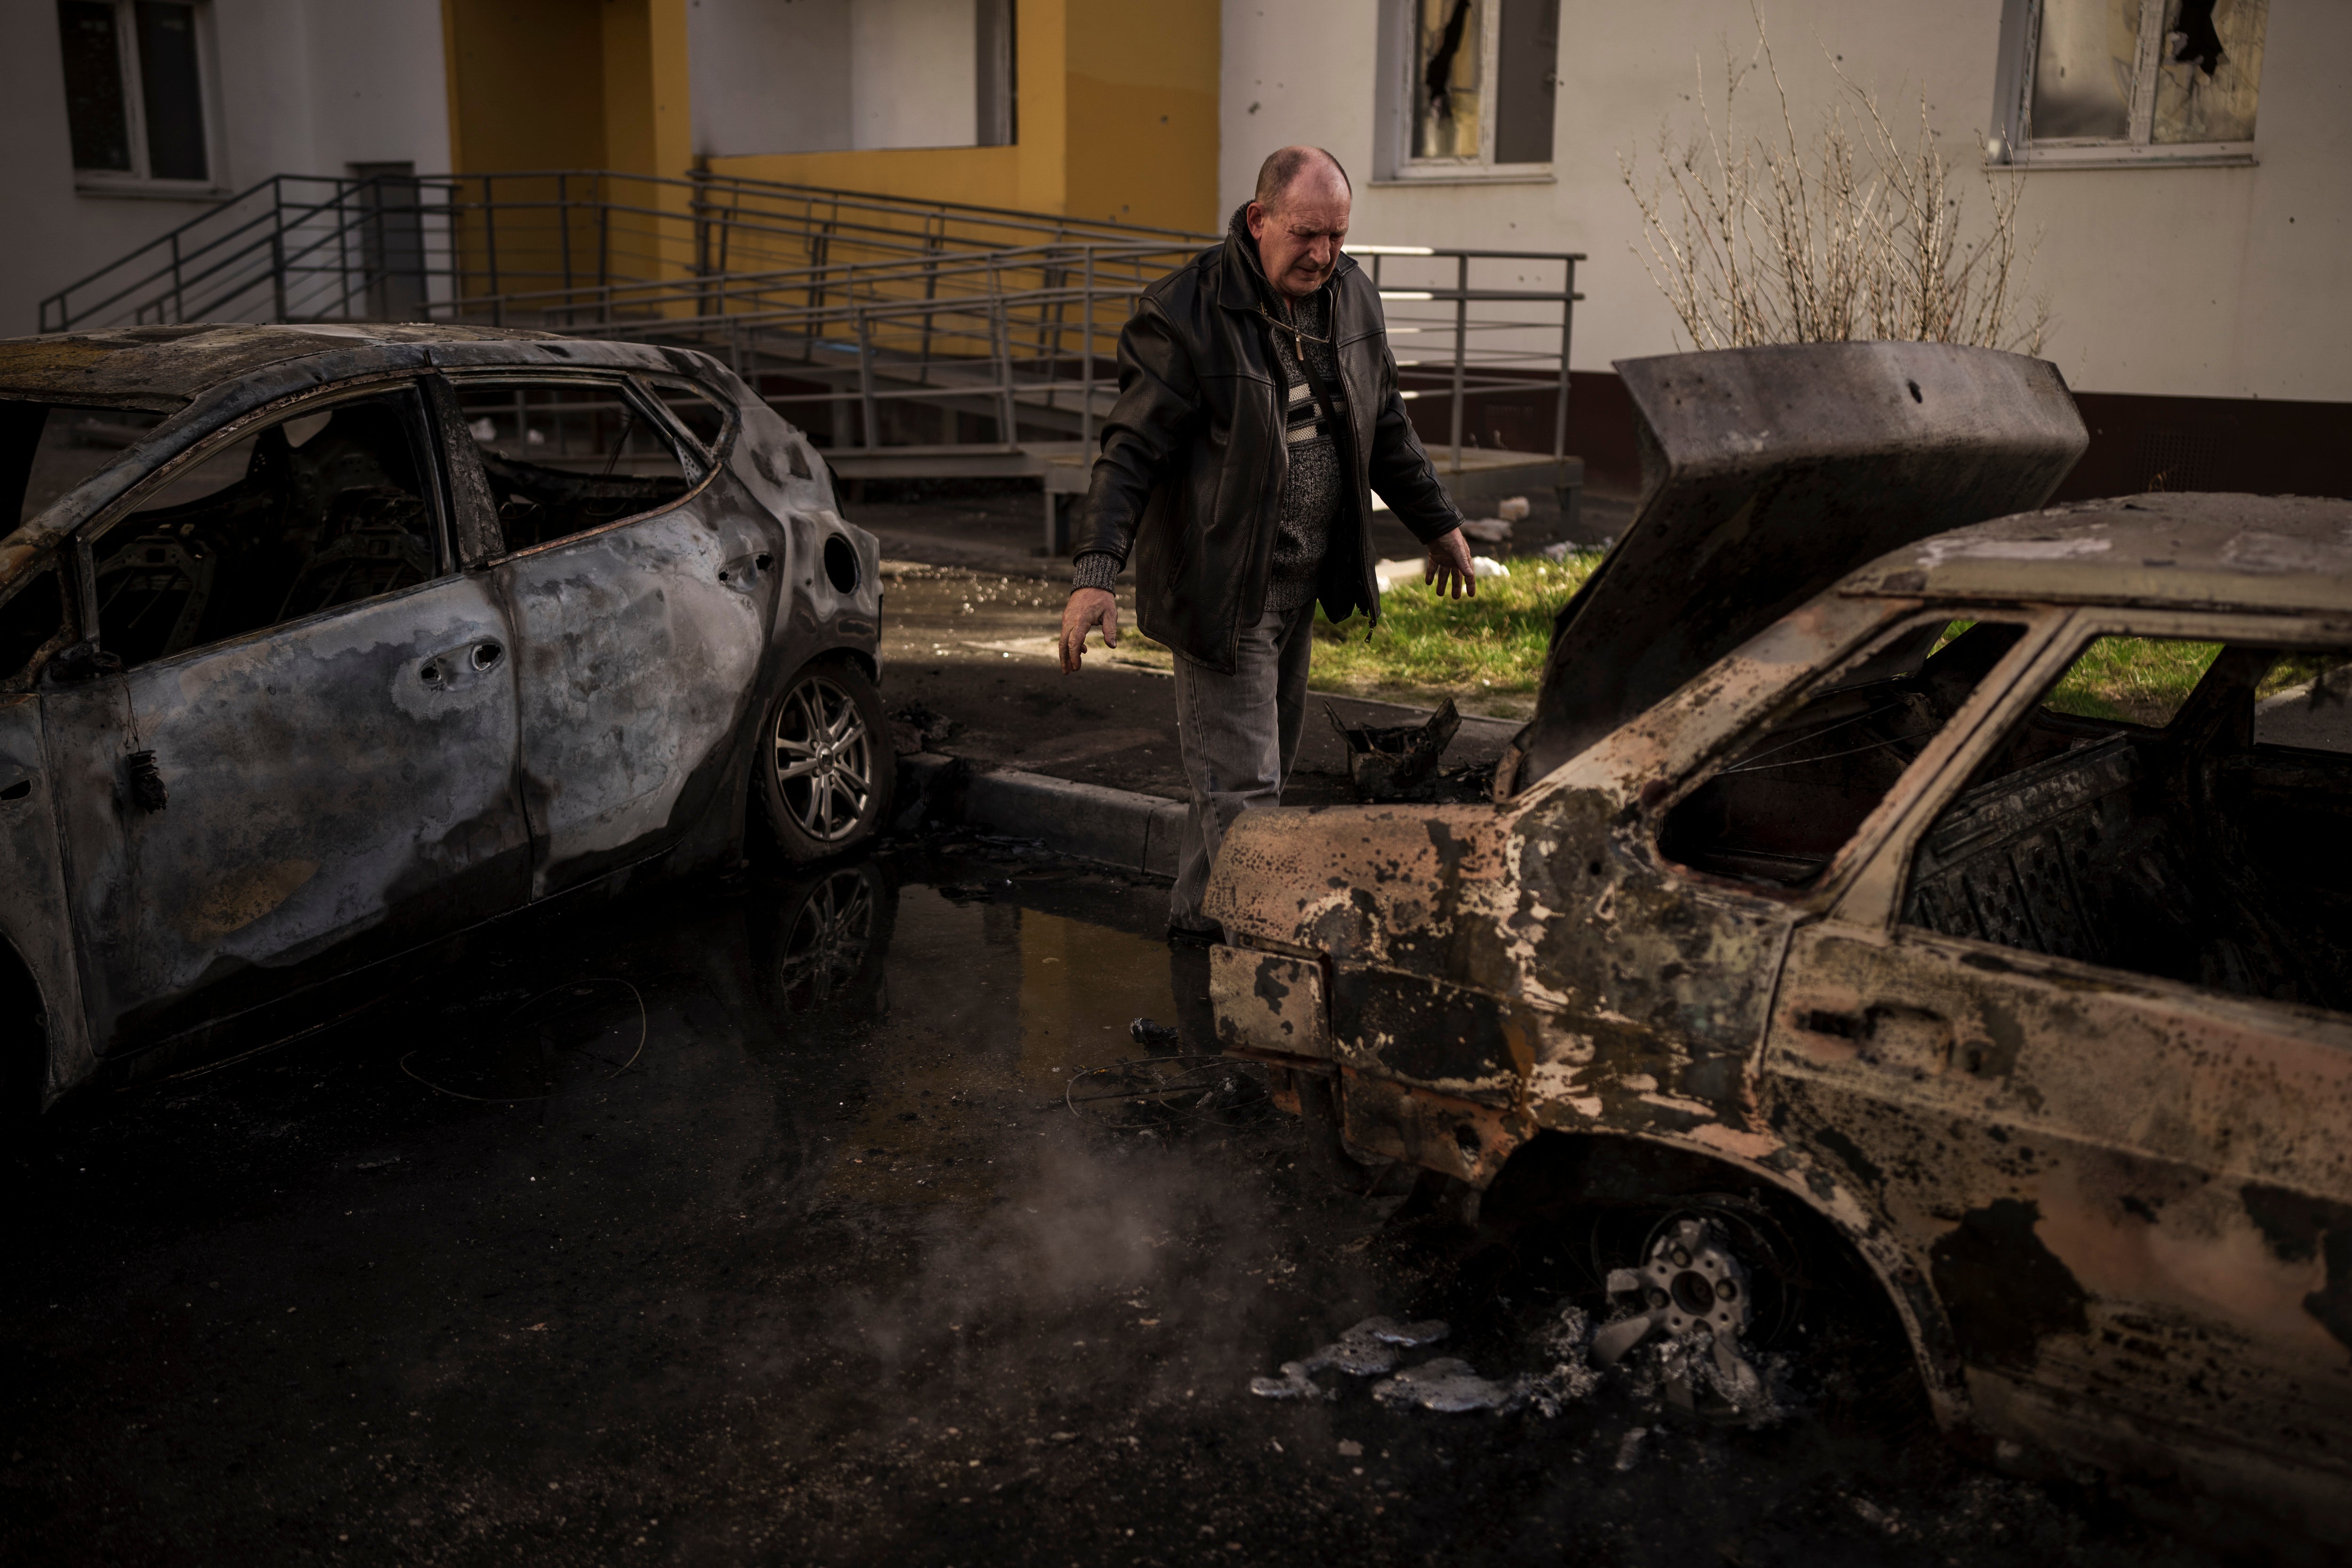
892,753,1185,877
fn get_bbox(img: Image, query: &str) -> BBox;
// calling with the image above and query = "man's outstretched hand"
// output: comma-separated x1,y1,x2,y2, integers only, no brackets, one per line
1425,526,1478,599
1060,586,1120,673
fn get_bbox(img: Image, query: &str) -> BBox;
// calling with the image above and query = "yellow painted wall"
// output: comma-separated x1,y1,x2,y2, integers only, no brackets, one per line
702,0,1217,232
441,0,606,174
1065,0,1220,230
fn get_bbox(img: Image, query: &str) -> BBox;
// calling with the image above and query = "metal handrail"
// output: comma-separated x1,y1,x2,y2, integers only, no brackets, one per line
33,168,1583,479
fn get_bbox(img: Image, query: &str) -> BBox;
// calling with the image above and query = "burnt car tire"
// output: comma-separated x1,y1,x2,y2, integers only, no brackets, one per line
757,655,895,863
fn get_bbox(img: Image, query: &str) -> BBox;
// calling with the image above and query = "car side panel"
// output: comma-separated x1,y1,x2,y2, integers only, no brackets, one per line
0,694,92,1099
1769,920,2352,1536
42,573,532,1052
497,468,777,899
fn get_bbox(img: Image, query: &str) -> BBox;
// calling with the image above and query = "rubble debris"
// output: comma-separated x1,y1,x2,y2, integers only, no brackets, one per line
1248,1316,1450,1401
1613,1426,1649,1472
1370,1358,1525,1412
1324,698,1460,803
1496,495,1531,522
1458,518,1513,547
889,701,959,756
1065,1054,1269,1130
1128,1017,1182,1053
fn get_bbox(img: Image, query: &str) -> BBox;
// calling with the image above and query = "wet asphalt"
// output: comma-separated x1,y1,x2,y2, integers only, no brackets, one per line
2,839,2249,1567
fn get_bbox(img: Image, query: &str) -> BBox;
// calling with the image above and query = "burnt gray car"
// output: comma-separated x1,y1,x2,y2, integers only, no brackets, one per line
0,324,889,1113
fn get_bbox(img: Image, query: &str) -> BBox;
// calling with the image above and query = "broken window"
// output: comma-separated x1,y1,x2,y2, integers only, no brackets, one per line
1396,0,1558,174
56,0,214,185
451,380,697,554
4,403,167,527
0,567,69,689
1657,617,2029,889
1997,0,2266,164
85,386,444,670
642,380,733,462
1902,632,2352,1011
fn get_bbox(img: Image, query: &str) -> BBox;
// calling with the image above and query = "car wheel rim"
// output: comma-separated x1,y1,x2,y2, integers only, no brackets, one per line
772,673,874,842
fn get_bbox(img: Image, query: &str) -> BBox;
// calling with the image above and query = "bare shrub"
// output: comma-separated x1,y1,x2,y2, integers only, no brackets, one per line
1621,7,2048,355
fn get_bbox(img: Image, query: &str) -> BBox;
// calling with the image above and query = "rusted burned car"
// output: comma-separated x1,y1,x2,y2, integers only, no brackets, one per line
1208,342,2352,1538
0,324,889,1113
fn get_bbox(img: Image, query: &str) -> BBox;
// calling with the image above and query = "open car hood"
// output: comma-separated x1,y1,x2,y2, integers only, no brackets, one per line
1516,342,2088,787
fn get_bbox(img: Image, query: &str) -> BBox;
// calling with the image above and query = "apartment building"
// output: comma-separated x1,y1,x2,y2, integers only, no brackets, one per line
3,1,2342,495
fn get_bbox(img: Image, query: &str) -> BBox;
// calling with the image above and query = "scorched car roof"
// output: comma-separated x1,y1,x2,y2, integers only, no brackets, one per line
0,323,580,410
1842,492,2352,616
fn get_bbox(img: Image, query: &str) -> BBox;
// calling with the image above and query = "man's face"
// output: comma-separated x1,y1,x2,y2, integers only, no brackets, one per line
1247,170,1351,300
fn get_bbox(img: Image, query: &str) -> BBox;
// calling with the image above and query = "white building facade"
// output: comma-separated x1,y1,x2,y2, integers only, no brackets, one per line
1223,0,2348,496
0,0,451,340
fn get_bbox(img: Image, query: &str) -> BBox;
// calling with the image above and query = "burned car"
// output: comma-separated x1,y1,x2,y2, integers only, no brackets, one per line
1207,342,2352,1538
0,324,888,1113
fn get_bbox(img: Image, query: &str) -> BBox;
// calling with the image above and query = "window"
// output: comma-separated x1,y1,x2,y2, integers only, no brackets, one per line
87,387,442,669
1903,632,2352,1011
1658,617,2028,889
0,569,69,689
451,380,699,554
1379,0,1558,181
57,0,215,188
3,403,166,527
1993,0,2267,167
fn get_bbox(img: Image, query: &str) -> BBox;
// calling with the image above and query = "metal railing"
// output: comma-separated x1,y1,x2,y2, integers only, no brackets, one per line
37,170,1582,483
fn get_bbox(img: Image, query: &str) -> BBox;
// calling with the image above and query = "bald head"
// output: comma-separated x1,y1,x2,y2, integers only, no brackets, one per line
1253,145,1351,212
1247,146,1351,300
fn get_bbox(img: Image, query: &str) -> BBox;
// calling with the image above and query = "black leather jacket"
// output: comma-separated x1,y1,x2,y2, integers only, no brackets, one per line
1073,210,1462,673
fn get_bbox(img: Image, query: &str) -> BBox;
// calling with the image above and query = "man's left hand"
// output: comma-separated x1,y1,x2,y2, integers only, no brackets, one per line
1424,527,1477,599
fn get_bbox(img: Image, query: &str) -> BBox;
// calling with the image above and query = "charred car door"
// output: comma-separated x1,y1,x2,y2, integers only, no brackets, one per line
453,374,771,898
41,377,531,1054
1765,608,2352,1521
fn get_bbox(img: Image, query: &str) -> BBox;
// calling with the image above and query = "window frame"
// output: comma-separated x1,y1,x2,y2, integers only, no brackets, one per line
61,0,228,198
1374,0,1557,187
70,374,457,673
1835,605,2347,936
439,370,731,566
1989,0,2262,171
1647,605,2058,907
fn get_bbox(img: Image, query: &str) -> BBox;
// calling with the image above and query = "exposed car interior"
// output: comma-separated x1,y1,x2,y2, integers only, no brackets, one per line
1902,638,2352,1011
1660,616,2352,1011
454,380,693,552
84,391,440,670
1658,619,2026,888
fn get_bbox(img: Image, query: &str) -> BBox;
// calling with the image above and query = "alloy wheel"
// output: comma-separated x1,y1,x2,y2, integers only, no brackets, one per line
771,673,875,842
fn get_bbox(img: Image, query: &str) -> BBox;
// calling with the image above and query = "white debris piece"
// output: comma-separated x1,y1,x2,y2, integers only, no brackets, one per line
1248,1316,1450,1399
1472,556,1510,579
1496,495,1531,521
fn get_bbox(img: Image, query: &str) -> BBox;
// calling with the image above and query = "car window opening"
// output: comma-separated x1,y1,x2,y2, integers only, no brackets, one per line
454,381,694,553
87,390,440,671
1658,620,2029,890
1904,635,2352,1012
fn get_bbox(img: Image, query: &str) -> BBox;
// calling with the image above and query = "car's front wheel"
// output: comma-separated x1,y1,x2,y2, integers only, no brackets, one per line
757,655,894,862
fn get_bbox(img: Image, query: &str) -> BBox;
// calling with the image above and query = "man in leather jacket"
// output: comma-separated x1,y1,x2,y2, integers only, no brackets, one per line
1058,145,1477,938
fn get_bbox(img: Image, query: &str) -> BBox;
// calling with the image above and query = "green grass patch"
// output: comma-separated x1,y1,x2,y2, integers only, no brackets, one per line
1307,552,1605,709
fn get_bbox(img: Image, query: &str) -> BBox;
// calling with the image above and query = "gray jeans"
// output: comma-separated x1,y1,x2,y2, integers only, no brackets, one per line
1169,602,1317,925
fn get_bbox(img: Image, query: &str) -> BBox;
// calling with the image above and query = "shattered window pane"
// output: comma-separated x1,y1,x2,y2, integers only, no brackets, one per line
1657,617,2028,889
2152,0,2265,143
2030,0,2140,141
453,380,693,553
1412,0,1484,161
